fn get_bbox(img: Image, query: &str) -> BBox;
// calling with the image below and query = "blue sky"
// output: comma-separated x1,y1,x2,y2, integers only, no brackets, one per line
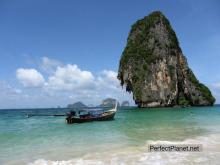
0,0,220,108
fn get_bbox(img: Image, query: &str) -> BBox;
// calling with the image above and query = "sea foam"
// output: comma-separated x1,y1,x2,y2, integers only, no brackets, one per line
29,133,220,165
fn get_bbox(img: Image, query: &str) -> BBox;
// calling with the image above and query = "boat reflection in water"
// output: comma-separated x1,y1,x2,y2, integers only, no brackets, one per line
66,103,118,124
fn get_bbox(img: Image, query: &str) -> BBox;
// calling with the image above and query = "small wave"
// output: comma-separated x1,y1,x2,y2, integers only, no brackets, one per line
29,134,220,165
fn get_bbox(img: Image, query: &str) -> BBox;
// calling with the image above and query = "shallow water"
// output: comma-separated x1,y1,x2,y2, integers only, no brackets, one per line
0,106,220,165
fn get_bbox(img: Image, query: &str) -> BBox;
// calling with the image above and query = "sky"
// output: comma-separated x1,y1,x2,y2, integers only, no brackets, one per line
0,0,220,108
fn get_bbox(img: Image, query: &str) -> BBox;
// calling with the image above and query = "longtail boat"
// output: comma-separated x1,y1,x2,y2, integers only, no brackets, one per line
66,103,118,124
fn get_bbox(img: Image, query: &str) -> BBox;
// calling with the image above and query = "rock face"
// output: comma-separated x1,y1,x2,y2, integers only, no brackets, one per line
121,101,130,107
67,102,87,108
99,98,119,107
118,11,215,107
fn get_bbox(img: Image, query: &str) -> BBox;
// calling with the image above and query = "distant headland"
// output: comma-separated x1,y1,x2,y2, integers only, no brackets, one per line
67,98,130,108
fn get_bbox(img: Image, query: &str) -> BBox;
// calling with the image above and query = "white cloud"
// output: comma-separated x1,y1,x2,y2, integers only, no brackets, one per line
11,57,134,108
97,70,120,90
42,65,133,106
16,68,45,87
40,56,62,73
45,64,95,91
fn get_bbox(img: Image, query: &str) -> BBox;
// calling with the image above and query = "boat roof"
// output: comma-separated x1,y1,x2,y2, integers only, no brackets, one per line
82,108,103,111
70,106,113,112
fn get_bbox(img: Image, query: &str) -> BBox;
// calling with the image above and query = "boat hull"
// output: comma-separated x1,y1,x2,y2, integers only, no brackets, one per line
66,112,116,124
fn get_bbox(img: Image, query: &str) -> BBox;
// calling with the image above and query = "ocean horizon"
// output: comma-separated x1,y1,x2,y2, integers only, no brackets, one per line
0,104,219,110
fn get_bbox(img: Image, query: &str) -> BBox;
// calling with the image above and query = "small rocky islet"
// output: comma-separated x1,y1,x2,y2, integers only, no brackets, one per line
118,11,215,108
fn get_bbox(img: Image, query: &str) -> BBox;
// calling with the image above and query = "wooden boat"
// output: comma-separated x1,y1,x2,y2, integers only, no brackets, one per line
66,103,118,124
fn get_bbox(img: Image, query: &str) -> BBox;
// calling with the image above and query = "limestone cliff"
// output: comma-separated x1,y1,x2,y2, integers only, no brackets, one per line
118,11,215,107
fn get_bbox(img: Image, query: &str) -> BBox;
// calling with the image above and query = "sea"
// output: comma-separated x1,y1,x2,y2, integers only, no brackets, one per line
0,106,220,165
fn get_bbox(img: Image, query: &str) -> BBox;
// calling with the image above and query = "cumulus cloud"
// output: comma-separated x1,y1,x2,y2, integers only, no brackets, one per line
45,64,95,91
42,64,132,105
16,68,45,87
40,56,62,73
97,70,120,90
12,57,134,107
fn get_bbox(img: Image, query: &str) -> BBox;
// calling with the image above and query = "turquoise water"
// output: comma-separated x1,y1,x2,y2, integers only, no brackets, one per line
0,106,220,165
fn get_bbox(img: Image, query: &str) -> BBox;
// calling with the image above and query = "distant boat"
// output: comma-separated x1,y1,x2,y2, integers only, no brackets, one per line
66,102,118,124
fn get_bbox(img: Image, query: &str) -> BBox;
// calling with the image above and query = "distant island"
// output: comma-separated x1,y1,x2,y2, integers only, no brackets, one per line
118,11,215,108
67,98,122,109
67,101,87,108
